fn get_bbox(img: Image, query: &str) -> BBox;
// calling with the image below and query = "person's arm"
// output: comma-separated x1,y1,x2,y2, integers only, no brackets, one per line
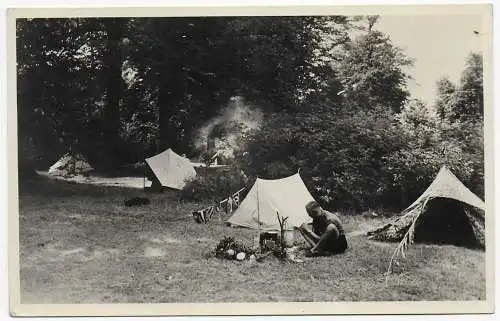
308,230,321,240
298,223,321,245
310,221,322,239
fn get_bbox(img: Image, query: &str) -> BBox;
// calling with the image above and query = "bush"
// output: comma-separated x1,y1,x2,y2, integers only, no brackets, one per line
240,102,484,212
265,161,295,178
200,149,232,166
181,165,251,202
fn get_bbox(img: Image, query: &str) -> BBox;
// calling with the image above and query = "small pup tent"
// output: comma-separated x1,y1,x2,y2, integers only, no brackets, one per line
226,173,316,232
367,165,485,249
48,153,94,177
145,148,197,190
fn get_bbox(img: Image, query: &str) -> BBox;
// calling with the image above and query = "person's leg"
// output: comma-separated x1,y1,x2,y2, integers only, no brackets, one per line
326,233,348,254
334,234,348,253
311,224,340,254
298,223,320,248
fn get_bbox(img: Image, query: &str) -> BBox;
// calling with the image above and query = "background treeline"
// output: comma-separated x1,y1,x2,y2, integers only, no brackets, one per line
17,16,484,211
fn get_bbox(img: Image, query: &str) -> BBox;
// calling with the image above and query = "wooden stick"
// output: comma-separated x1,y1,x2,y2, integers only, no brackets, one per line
256,251,274,262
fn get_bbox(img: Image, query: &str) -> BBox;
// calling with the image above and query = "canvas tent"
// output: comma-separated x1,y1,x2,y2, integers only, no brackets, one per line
48,153,94,177
226,173,316,232
145,148,197,190
367,165,485,249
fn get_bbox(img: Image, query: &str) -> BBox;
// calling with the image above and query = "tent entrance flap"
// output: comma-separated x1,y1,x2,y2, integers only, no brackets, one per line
367,165,485,249
413,197,479,247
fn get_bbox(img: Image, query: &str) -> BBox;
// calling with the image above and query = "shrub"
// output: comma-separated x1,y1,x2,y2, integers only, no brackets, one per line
181,164,251,202
200,149,232,166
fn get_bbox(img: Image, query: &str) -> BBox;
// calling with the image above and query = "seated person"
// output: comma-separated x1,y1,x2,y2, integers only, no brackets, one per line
298,200,348,256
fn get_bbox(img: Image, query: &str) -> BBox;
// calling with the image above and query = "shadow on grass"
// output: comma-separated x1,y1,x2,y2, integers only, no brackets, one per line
18,174,177,199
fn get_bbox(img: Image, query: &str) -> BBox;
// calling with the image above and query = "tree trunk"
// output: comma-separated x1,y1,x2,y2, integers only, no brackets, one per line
400,184,408,209
102,18,124,169
158,63,185,152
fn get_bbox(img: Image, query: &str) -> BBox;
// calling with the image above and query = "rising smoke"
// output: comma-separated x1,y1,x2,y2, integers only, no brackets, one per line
193,96,263,159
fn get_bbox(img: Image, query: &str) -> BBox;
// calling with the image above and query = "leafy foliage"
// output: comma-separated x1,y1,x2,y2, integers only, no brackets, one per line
181,165,250,202
18,17,354,169
242,105,407,210
241,57,484,210
432,52,484,197
17,17,483,210
335,25,413,113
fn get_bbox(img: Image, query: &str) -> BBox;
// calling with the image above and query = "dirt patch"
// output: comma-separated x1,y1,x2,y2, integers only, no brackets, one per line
66,214,98,221
60,248,87,256
347,230,368,237
87,248,121,260
140,233,182,245
37,171,151,189
144,247,165,258
194,237,213,244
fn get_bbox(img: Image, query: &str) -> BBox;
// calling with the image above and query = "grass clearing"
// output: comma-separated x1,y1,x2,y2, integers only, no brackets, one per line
18,176,486,303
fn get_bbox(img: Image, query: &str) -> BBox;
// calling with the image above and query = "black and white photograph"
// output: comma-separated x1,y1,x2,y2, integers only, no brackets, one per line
6,3,494,317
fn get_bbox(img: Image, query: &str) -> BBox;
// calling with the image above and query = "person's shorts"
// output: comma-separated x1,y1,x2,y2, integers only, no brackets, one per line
324,233,348,254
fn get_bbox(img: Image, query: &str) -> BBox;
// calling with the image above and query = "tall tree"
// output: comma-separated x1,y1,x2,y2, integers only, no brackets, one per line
17,19,103,165
125,17,228,153
100,18,125,167
448,52,483,122
433,53,484,197
123,16,352,154
366,15,380,32
335,21,413,113
17,18,131,169
435,77,457,120
226,16,351,110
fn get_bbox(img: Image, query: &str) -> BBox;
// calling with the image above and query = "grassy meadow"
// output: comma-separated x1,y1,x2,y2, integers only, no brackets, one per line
18,176,486,303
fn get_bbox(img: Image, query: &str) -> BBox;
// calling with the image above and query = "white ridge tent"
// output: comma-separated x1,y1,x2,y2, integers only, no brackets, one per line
145,148,197,190
226,173,316,232
48,153,94,177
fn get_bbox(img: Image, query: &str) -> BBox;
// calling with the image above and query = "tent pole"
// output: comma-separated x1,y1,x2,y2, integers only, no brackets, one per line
256,178,262,250
256,178,260,231
143,159,146,190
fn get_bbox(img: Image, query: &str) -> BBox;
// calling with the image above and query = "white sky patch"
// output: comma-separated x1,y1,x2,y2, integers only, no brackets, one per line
375,14,483,105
